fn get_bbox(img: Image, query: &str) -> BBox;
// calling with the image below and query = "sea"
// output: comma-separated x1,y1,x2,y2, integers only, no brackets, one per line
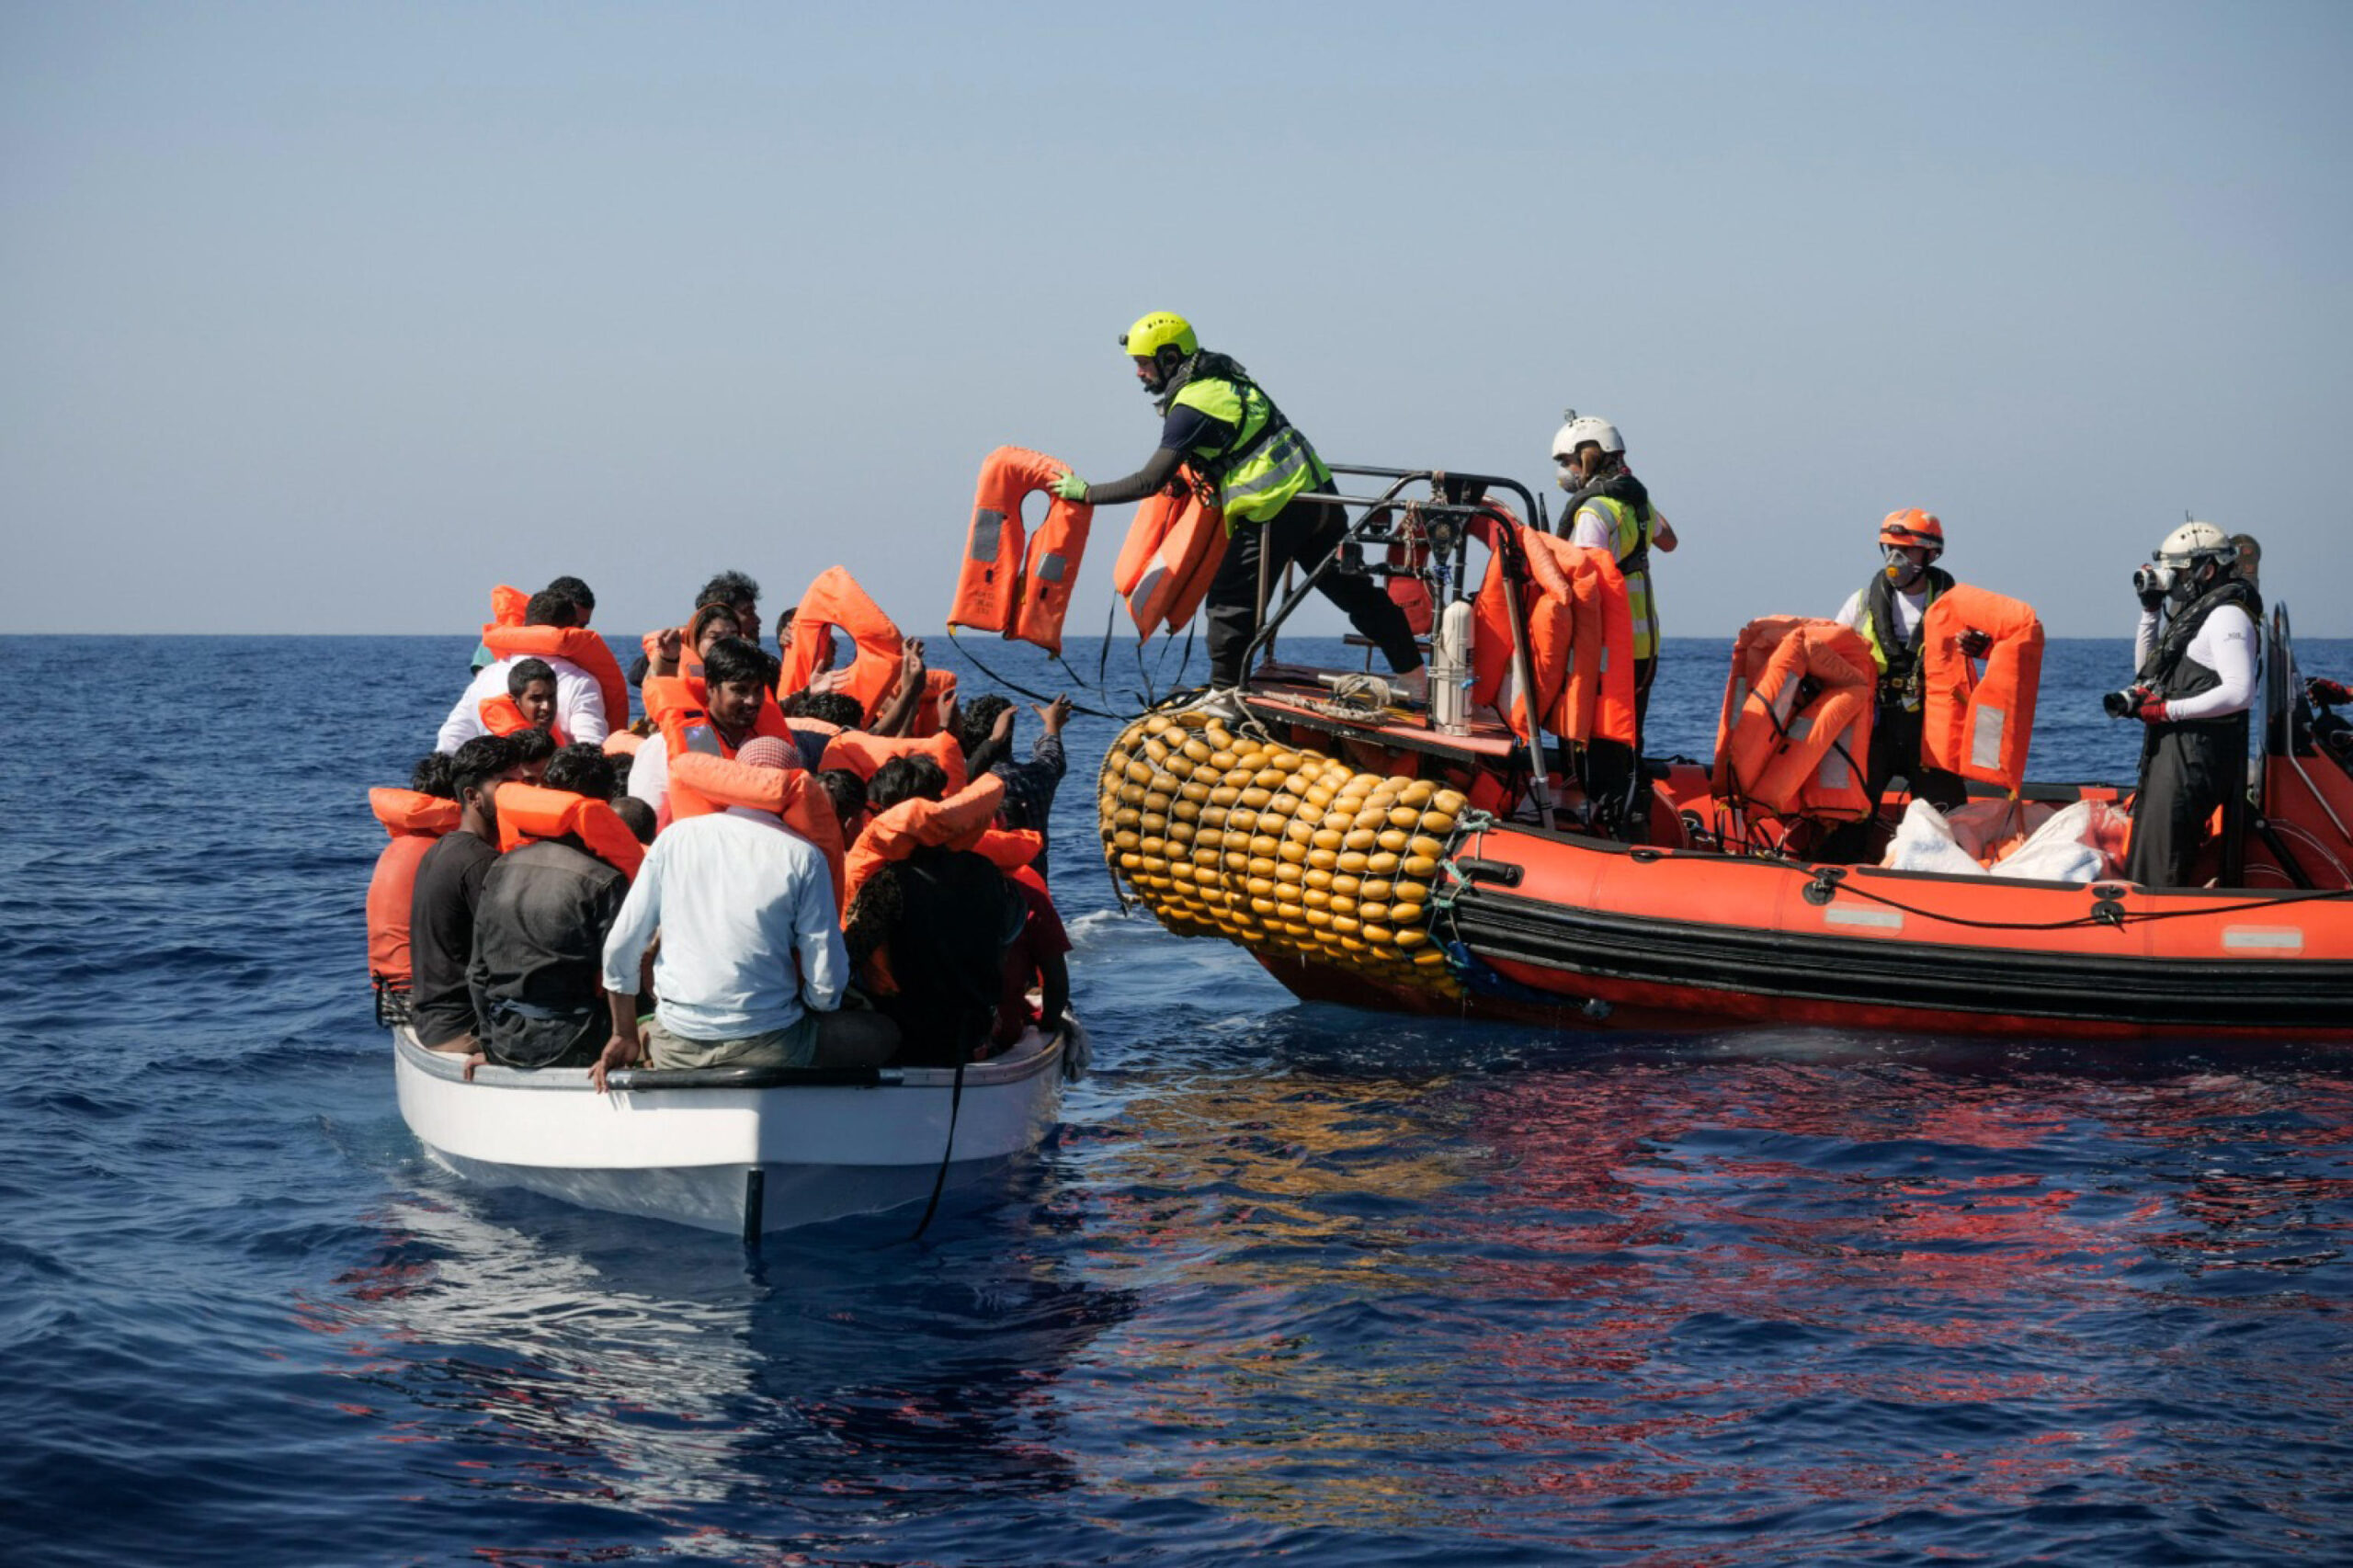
3,631,2350,1567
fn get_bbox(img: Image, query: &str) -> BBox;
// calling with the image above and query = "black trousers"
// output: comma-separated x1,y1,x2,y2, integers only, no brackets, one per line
2126,722,2236,888
1206,488,1423,687
1820,702,1967,862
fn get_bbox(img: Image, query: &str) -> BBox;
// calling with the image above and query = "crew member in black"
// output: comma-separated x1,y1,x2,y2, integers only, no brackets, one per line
1051,312,1425,696
407,734,523,1053
2118,522,2261,888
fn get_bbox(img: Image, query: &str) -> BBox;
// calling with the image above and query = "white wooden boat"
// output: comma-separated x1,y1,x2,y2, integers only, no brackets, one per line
392,1022,1075,1241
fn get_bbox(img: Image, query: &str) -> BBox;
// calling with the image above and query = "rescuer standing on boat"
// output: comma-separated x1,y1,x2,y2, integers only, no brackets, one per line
1051,312,1427,698
1824,510,1992,860
1552,413,1677,729
2113,521,2261,888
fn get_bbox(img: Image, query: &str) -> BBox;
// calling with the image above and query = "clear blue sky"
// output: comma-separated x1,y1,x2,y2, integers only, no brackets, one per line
4,1,2347,637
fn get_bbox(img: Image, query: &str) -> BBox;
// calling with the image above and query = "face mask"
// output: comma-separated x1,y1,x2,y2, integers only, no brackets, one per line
1883,546,1924,586
1555,462,1581,494
2166,566,2201,606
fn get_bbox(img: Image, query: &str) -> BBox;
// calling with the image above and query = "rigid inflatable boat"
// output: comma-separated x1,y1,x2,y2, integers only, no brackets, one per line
392,1022,1074,1239
1097,467,2353,1041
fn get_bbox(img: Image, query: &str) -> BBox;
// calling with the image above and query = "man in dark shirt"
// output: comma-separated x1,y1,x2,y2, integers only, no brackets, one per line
469,744,632,1069
407,734,522,1052
953,694,1070,881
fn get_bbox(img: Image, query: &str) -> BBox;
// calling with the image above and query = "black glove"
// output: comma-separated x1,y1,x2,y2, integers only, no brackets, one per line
1958,627,1992,658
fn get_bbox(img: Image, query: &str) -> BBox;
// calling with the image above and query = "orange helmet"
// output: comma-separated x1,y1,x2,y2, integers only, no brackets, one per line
1879,509,1945,554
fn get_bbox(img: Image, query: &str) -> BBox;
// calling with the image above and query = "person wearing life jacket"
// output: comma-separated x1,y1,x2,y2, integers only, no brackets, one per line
438,589,611,752
1552,413,1679,722
407,734,526,1058
2116,521,2262,888
954,693,1071,881
841,756,1028,1067
366,753,459,1023
1050,312,1427,697
643,602,743,682
633,569,762,690
468,744,633,1070
593,736,895,1089
1822,510,1994,859
472,574,597,673
631,636,775,824
475,657,572,746
509,725,558,784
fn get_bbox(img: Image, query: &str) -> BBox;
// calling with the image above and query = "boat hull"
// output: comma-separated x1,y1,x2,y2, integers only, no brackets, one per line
392,1028,1064,1233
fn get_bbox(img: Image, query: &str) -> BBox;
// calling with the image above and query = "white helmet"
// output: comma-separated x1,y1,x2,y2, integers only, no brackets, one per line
2154,519,2235,569
1551,409,1623,460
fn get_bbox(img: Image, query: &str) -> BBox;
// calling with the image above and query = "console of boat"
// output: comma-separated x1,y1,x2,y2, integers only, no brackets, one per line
1097,466,2353,1042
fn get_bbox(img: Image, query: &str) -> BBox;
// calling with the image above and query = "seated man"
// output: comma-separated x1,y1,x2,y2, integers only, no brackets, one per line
477,657,568,743
407,735,523,1055
438,589,610,751
955,693,1071,881
594,737,892,1086
812,767,869,845
631,568,762,688
843,756,1027,1067
467,744,632,1069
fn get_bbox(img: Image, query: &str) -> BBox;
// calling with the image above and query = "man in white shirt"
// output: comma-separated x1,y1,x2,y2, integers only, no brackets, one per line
592,738,891,1086
436,590,611,752
2116,521,2261,888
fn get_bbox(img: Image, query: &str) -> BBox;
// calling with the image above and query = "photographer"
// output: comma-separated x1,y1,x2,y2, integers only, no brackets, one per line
2109,522,2260,888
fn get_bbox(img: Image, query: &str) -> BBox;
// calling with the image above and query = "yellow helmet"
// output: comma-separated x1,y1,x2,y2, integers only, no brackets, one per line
1120,312,1197,359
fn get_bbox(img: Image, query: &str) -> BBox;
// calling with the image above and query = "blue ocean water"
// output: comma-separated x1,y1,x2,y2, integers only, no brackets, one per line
3,631,2351,1566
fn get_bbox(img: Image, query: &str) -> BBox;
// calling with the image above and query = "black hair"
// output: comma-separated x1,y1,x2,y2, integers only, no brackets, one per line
607,750,633,794
696,570,761,610
702,635,768,692
953,694,1014,760
506,657,557,699
409,753,457,799
813,767,868,825
542,742,617,801
510,727,558,767
449,734,517,801
867,755,949,812
802,691,866,729
612,796,656,845
779,688,813,718
543,575,595,616
763,650,784,695
524,589,578,628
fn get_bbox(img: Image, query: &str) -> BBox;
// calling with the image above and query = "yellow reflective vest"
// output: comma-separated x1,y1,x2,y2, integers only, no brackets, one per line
1170,375,1330,528
1575,494,1659,660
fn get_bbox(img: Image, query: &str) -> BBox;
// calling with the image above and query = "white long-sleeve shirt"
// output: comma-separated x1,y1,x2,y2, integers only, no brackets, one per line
435,655,609,753
599,809,846,1040
2135,603,2258,722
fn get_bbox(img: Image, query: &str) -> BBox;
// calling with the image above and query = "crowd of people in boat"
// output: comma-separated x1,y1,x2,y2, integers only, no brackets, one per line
366,570,1076,1083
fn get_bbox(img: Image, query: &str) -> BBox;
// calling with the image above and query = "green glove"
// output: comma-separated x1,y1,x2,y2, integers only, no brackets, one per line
1051,472,1090,503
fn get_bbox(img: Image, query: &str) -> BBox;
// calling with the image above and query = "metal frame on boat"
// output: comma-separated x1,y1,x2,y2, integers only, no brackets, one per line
392,1025,1069,1241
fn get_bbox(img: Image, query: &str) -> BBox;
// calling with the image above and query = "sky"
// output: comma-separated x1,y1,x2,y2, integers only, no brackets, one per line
4,1,2348,638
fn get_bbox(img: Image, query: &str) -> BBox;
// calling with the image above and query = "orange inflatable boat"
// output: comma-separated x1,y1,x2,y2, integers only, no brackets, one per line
1098,465,2353,1041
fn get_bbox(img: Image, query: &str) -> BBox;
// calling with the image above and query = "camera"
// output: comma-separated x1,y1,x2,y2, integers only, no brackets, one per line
2102,688,2138,719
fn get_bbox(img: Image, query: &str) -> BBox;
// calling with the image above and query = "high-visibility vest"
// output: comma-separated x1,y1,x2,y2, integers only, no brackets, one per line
1575,494,1660,661
1854,565,1953,711
1170,375,1330,528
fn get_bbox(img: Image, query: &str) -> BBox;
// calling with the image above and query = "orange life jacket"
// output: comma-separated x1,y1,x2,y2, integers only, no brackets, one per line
1466,511,1636,746
642,674,792,748
909,668,958,740
665,749,847,912
779,567,905,718
1112,478,1227,640
366,789,461,984
482,592,631,733
842,774,1011,924
494,784,644,881
817,729,969,793
949,446,1097,656
476,694,570,746
1920,585,2043,794
1711,618,1877,820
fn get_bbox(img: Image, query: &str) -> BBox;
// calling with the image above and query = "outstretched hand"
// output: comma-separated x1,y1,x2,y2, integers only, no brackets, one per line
1034,695,1074,735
